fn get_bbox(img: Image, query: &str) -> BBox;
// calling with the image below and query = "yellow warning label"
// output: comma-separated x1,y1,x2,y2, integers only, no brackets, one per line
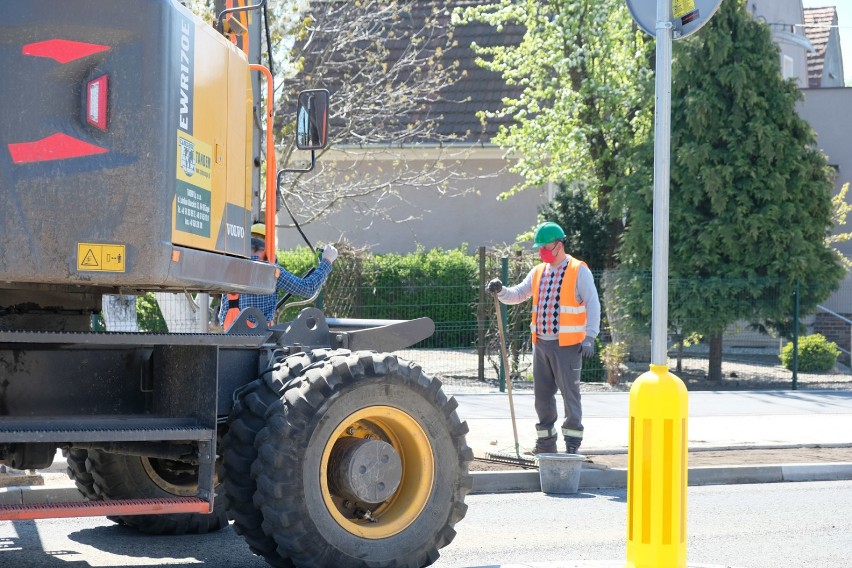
77,243,127,272
673,0,696,19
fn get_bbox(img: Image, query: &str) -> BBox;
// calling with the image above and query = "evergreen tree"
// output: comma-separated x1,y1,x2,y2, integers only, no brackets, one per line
615,0,844,380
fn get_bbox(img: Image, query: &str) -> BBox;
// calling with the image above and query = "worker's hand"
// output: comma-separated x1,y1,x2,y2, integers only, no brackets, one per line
486,278,503,294
580,338,595,359
321,244,338,264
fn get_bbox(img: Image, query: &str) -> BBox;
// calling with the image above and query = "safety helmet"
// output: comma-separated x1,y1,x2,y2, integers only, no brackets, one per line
533,221,566,248
250,223,266,238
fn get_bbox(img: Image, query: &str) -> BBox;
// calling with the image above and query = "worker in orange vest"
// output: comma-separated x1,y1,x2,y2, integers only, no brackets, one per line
486,221,600,455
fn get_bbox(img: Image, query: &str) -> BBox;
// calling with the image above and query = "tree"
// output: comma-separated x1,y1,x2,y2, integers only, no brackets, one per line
192,1,478,230
539,186,609,271
453,0,654,265
615,0,845,381
277,0,482,228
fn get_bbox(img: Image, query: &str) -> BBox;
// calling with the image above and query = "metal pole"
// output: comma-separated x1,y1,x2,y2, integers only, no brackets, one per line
626,3,688,566
498,254,509,392
651,2,673,366
197,293,210,333
792,280,799,390
478,247,486,381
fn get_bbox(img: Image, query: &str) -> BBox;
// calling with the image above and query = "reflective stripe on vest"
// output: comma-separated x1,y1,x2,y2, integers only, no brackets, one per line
530,258,587,346
223,293,241,331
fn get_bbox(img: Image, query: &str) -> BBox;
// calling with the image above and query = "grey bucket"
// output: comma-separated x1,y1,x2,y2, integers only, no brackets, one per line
538,453,585,494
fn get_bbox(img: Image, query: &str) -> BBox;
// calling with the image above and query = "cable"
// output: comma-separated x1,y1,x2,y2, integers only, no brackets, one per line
263,0,275,77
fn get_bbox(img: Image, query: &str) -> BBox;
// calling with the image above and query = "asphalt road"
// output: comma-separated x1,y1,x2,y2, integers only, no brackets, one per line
1,481,850,567
432,480,852,568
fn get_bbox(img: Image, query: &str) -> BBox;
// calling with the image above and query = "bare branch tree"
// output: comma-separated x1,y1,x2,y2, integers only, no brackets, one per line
271,0,497,228
186,0,502,231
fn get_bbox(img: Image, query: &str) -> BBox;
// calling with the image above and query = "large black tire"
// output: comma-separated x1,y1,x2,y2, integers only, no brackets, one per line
85,449,228,535
253,351,473,568
219,349,335,567
64,448,99,501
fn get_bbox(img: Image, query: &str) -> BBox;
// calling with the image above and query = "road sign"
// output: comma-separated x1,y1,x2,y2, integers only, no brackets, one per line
626,0,723,39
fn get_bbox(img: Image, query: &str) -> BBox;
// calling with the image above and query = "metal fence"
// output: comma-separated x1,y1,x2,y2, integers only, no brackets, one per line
104,246,852,390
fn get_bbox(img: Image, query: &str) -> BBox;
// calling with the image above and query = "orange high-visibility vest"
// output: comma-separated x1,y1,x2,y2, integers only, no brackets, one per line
530,257,587,346
223,293,241,330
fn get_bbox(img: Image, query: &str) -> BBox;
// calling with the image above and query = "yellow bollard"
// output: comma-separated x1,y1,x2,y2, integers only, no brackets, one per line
625,364,688,568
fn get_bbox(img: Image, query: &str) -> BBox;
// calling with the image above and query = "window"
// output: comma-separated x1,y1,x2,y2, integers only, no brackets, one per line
782,55,795,80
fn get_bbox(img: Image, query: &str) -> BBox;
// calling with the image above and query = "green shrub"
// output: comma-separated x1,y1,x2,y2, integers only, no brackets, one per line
780,334,840,373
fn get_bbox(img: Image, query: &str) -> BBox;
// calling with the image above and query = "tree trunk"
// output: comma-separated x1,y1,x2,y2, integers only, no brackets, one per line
675,337,683,373
708,334,723,382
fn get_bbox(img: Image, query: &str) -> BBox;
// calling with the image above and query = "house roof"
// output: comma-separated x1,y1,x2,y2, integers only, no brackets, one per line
297,0,524,146
428,1,525,144
803,6,839,88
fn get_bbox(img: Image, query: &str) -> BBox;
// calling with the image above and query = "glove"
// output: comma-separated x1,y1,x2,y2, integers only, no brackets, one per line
486,278,503,294
580,338,595,359
321,244,338,263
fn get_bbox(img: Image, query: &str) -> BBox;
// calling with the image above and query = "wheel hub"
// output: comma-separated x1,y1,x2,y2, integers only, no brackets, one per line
328,437,402,505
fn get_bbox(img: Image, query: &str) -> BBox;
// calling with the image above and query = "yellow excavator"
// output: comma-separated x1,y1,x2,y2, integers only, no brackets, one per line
0,1,471,566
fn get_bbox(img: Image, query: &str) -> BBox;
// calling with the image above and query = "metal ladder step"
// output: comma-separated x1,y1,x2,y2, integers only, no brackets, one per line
0,497,210,521
0,417,214,443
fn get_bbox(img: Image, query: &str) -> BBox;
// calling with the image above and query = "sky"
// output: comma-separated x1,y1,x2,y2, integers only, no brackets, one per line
802,0,852,83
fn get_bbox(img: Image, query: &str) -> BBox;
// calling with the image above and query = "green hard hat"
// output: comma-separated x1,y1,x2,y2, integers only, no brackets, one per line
533,221,566,248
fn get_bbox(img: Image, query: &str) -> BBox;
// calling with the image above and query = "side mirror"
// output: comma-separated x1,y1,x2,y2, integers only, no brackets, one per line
296,89,329,150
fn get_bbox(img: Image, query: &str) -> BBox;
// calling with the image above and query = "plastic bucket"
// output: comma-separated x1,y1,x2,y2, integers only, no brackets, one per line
538,453,585,494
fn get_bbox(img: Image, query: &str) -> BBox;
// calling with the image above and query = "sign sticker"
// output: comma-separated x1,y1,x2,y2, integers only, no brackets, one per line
175,131,213,237
673,0,697,20
77,243,126,272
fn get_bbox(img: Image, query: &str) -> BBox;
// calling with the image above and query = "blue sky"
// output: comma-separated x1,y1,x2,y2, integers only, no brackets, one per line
802,0,852,83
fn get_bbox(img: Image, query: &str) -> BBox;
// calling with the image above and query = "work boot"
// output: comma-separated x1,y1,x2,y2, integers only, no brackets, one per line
565,436,582,454
524,436,558,455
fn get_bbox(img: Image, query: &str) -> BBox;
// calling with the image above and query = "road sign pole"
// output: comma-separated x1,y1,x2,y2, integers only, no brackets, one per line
651,2,672,367
625,1,688,567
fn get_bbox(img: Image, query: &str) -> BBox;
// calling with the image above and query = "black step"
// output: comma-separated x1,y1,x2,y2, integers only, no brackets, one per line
0,416,214,443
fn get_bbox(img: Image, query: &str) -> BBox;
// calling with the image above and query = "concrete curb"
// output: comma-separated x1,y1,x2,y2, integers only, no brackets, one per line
3,462,852,503
470,462,852,494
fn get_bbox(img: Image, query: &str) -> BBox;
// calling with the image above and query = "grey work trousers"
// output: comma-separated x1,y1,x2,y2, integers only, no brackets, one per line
532,338,584,443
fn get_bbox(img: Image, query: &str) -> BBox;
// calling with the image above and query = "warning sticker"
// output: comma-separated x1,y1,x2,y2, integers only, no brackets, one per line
77,243,126,272
673,0,696,19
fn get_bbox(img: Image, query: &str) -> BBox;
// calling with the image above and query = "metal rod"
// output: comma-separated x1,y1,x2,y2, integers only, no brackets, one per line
651,7,673,366
493,295,521,458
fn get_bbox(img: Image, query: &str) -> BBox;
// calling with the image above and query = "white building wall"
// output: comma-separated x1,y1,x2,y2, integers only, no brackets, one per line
748,0,811,87
798,87,852,311
275,148,548,254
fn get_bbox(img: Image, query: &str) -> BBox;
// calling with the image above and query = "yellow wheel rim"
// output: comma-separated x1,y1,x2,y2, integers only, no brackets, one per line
319,405,434,539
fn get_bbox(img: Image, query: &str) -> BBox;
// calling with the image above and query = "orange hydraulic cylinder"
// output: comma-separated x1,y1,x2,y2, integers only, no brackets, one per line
625,364,688,568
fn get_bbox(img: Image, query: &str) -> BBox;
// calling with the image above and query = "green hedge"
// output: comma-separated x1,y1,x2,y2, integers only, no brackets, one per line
278,246,480,348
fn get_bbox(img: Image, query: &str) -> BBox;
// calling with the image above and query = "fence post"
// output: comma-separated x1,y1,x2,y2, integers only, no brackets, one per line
792,280,799,390
499,254,509,393
477,247,486,381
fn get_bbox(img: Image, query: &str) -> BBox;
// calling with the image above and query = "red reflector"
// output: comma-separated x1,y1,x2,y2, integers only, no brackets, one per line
22,39,110,64
8,133,108,164
87,75,109,131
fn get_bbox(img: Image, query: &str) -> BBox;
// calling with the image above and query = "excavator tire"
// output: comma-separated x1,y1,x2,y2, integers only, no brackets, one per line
64,448,99,501
220,349,335,566
253,350,472,568
84,449,228,535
